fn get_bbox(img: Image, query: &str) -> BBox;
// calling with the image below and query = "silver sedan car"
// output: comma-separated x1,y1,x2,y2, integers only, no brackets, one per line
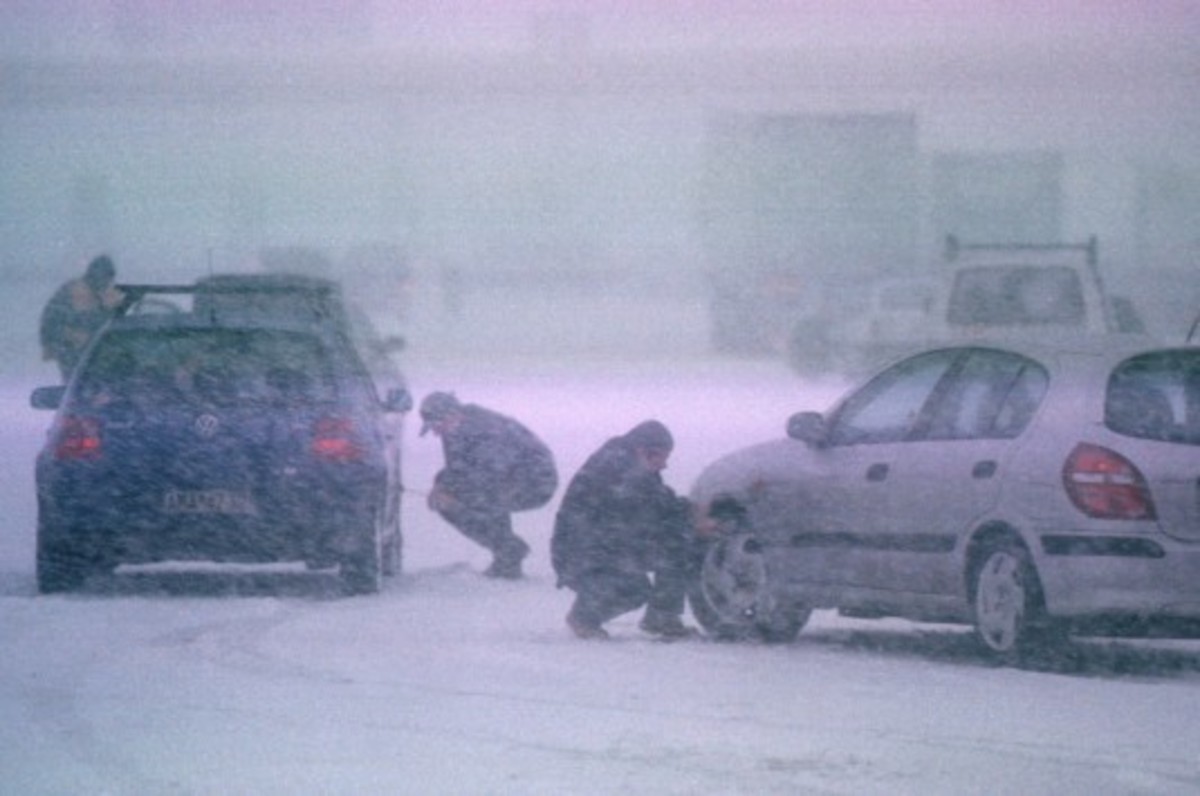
688,335,1200,660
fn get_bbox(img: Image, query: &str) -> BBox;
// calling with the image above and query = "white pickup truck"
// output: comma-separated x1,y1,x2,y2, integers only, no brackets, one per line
937,235,1141,337
787,236,1147,377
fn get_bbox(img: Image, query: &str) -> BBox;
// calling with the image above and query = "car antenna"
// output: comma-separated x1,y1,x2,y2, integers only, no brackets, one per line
203,247,219,324
1188,313,1200,344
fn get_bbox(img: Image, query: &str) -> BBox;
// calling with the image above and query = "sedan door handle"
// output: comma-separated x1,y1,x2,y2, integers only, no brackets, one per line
972,460,998,479
866,462,889,482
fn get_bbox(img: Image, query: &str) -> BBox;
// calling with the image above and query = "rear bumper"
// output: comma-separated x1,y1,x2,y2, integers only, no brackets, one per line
38,470,382,565
1037,532,1200,620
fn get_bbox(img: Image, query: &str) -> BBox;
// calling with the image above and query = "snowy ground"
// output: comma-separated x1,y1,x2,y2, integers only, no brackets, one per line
3,342,1200,795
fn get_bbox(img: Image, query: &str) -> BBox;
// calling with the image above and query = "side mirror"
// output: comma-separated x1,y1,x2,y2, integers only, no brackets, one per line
384,387,413,414
30,385,66,411
786,411,826,446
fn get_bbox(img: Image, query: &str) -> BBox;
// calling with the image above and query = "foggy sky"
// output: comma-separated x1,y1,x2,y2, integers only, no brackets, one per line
2,1,1197,359
3,1,1197,57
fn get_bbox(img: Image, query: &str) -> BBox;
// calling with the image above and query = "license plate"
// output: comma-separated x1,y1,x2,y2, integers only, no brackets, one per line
163,489,258,515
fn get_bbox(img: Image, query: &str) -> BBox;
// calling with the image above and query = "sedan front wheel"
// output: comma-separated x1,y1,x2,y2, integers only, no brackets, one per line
689,534,808,643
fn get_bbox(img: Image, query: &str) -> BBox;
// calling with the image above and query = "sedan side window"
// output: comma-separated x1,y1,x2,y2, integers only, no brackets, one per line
827,349,958,446
925,349,1049,440
1107,350,1200,445
991,364,1049,437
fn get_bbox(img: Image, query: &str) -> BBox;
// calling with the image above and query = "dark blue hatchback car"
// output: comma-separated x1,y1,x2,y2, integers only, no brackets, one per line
30,277,412,594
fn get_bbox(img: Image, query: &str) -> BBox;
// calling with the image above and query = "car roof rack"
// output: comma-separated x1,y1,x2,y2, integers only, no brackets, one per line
114,278,342,325
113,284,196,316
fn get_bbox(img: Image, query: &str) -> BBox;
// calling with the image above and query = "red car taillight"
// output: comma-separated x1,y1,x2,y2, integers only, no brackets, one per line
54,416,102,461
311,417,364,462
1062,442,1156,520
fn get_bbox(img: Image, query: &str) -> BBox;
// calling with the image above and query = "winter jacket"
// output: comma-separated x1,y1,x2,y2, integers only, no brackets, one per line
434,404,558,512
551,434,691,587
39,279,120,369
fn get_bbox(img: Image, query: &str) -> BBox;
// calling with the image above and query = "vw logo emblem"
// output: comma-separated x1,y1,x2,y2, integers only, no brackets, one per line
194,414,220,438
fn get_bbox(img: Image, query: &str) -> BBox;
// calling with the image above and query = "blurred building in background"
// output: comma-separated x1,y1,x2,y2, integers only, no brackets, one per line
1,2,1196,349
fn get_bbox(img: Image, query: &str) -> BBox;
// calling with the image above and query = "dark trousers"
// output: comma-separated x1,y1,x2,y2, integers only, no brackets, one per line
436,502,528,563
568,564,688,628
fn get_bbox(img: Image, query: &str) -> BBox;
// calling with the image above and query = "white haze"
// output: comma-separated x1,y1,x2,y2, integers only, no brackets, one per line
4,351,1200,795
2,3,1199,794
2,4,1197,307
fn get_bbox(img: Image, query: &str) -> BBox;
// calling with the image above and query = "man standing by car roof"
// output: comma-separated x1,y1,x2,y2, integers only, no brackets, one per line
39,255,124,381
420,391,558,579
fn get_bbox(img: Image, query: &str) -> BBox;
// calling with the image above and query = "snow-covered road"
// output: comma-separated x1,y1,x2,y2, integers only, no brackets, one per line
3,356,1199,795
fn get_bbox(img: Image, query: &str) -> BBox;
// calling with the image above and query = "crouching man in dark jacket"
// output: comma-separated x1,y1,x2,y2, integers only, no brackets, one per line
421,391,558,579
551,420,697,640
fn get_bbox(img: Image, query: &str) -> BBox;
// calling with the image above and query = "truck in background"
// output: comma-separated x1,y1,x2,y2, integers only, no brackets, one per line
781,148,1135,375
699,112,919,355
785,234,1148,377
935,235,1139,339
929,150,1064,246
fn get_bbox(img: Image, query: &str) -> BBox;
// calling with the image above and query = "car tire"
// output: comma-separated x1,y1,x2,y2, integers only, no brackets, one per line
340,523,383,596
36,538,110,594
970,538,1061,661
688,533,809,643
381,512,403,578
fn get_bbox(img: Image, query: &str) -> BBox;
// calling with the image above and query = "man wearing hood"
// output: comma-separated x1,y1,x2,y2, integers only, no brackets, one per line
40,255,124,380
551,420,697,640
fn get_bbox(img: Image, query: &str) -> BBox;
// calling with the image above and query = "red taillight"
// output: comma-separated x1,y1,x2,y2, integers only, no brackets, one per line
54,416,102,461
1062,442,1156,520
311,417,363,462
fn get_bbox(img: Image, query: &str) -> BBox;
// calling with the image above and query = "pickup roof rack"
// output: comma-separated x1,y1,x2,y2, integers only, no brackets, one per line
944,234,1098,267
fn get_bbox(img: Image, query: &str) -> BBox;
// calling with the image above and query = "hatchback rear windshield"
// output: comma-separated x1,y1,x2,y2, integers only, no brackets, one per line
948,265,1086,327
78,329,338,408
1105,350,1200,445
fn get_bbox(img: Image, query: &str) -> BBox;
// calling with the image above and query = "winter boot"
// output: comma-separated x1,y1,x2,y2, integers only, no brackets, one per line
484,537,530,580
566,610,610,640
639,611,698,639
